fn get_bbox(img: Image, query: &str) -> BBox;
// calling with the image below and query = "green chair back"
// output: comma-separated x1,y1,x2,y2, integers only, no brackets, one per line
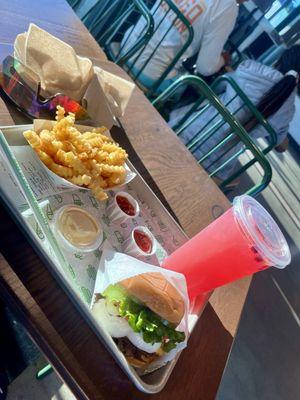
152,75,272,197
82,0,154,66
83,0,194,98
211,75,278,156
123,0,194,98
75,0,99,20
67,0,81,9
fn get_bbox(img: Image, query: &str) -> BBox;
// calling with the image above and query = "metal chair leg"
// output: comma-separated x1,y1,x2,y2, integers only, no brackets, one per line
36,364,53,380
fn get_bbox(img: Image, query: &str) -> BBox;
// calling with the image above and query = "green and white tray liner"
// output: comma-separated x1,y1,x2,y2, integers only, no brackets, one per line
0,130,191,365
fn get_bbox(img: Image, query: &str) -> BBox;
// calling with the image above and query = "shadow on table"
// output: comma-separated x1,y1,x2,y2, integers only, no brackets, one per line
217,143,300,400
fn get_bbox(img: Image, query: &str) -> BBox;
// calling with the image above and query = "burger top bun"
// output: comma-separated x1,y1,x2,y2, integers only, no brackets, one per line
119,272,185,326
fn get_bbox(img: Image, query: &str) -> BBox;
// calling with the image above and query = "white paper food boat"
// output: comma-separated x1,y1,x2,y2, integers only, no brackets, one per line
30,119,136,192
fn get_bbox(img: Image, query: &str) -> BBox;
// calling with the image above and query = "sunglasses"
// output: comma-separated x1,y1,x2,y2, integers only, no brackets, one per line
0,55,89,120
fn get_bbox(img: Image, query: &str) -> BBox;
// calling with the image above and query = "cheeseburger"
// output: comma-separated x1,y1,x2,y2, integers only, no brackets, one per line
92,272,186,368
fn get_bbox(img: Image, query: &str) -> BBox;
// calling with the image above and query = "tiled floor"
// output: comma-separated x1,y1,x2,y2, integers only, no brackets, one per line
6,358,75,400
216,271,300,400
217,140,300,400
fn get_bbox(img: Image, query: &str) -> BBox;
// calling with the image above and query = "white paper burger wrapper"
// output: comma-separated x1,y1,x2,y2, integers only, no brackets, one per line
91,249,190,370
17,119,136,198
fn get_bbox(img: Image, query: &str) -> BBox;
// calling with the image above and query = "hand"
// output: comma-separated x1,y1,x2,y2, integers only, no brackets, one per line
224,65,234,72
222,51,232,66
275,137,289,153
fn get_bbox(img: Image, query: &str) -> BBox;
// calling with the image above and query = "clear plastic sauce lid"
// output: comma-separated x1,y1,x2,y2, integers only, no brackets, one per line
233,195,291,269
54,205,103,252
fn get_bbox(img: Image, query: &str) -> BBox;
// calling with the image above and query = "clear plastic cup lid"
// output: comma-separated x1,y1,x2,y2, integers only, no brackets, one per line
233,195,291,269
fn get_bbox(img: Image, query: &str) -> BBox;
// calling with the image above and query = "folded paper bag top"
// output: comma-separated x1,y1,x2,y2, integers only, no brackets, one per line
94,66,135,119
12,23,135,127
14,23,94,101
83,74,116,129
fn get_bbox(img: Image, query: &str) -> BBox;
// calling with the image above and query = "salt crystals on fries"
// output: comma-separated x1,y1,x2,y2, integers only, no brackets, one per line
23,106,128,201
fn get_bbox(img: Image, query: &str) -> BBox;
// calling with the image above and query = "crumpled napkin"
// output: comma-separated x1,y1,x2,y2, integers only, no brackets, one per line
14,23,94,101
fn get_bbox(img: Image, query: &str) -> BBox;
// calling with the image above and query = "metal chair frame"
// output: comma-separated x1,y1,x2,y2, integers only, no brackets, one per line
124,0,194,97
81,0,154,66
152,75,272,197
211,75,278,155
83,0,194,98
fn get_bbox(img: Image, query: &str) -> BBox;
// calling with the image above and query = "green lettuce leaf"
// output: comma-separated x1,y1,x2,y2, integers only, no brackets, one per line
103,284,185,352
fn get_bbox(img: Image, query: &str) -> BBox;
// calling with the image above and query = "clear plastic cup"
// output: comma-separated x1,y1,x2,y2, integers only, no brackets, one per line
163,195,291,299
123,226,156,258
106,191,139,223
53,205,103,253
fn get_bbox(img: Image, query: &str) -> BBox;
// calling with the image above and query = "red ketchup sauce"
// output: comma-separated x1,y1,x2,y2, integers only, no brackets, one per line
133,230,152,253
116,195,135,216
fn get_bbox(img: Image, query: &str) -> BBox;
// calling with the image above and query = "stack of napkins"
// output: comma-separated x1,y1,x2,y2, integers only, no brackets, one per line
13,23,135,128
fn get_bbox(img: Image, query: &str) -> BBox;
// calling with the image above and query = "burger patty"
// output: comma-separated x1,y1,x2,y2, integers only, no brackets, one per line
115,337,159,368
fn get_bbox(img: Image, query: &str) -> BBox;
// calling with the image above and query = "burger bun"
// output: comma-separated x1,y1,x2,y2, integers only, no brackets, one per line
119,272,184,326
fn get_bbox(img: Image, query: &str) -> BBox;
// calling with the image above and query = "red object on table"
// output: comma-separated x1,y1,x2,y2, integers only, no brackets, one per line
116,195,135,216
163,196,290,300
133,230,152,253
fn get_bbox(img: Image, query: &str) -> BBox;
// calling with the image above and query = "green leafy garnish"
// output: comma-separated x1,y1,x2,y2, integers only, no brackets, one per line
103,284,128,303
103,285,185,352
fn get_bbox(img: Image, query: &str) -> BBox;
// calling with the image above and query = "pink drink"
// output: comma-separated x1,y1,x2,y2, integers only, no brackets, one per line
163,196,290,300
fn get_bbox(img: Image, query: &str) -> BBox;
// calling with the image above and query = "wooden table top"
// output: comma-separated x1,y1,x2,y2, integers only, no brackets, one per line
0,1,251,399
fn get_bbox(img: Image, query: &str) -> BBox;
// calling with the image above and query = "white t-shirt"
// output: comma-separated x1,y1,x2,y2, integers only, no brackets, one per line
122,0,238,82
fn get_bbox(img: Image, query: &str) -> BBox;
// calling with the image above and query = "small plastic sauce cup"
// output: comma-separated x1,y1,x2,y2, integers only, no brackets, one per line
53,205,103,253
123,226,156,257
106,191,139,223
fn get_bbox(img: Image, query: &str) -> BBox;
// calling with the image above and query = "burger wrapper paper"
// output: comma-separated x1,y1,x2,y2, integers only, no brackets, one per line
12,120,136,200
14,23,135,126
91,249,189,369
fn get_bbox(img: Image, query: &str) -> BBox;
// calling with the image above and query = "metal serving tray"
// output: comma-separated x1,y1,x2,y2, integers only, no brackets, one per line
0,124,210,393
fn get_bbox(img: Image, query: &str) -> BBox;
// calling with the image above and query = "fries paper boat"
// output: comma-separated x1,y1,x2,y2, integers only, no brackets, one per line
28,119,136,192
42,158,135,192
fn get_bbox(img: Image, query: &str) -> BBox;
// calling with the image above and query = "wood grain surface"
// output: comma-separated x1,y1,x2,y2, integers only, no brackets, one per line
0,1,251,399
